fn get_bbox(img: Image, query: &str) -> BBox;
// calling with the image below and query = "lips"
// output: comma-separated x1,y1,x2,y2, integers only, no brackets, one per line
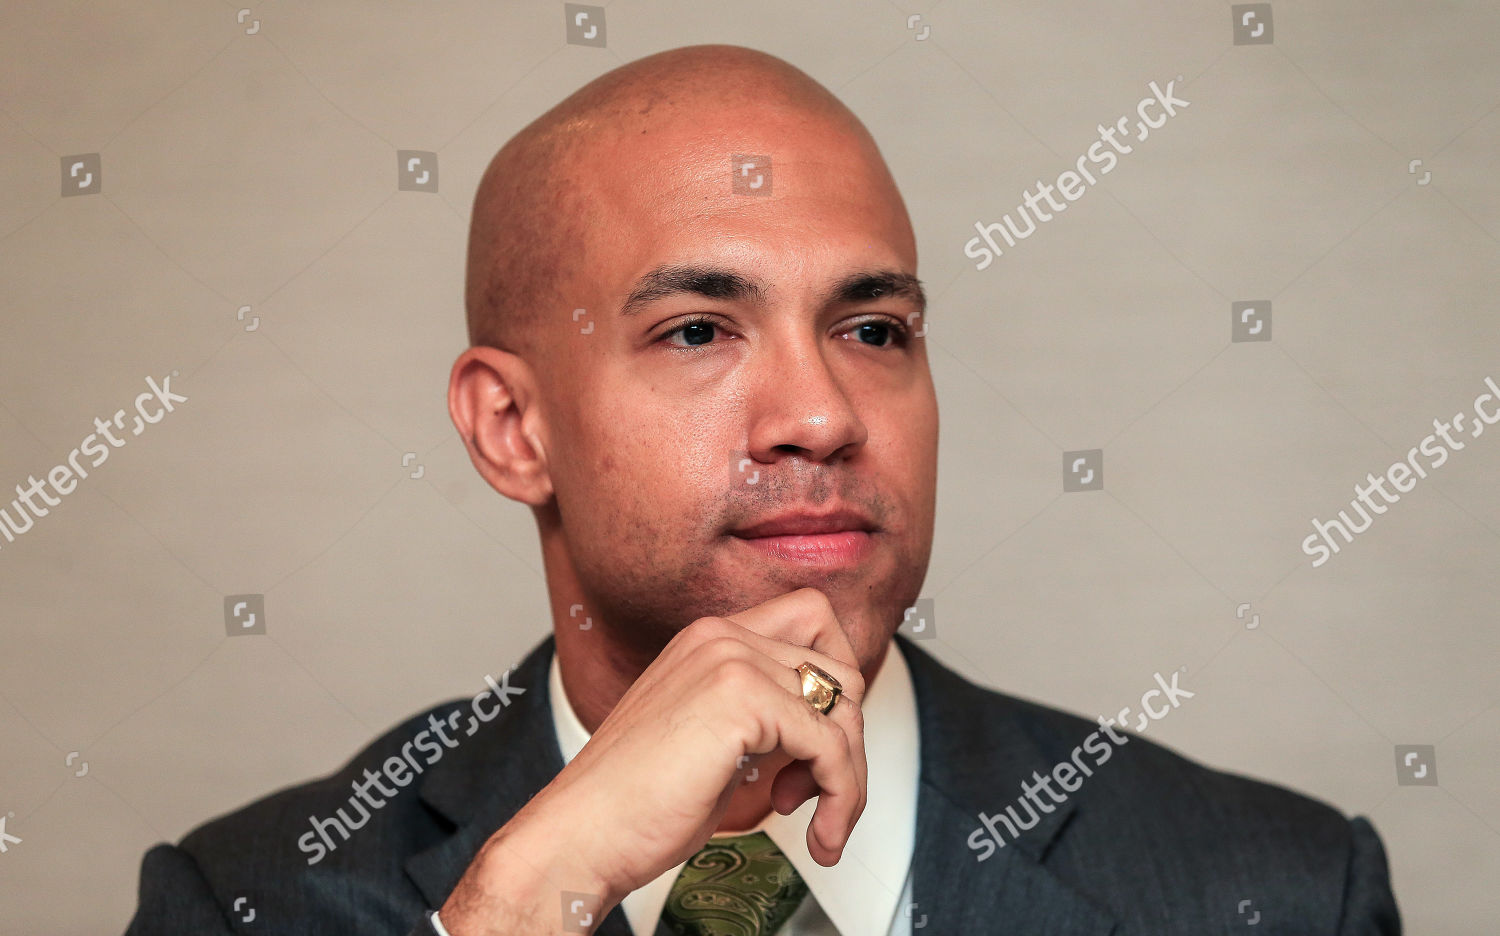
729,507,878,567
730,507,876,539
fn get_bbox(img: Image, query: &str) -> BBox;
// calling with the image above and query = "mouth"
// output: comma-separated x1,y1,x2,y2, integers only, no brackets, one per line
729,508,877,566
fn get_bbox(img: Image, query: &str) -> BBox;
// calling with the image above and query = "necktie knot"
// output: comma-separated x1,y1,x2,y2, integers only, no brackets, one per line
661,830,809,936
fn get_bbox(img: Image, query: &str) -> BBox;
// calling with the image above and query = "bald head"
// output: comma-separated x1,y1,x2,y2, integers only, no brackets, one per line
449,43,934,683
463,44,896,359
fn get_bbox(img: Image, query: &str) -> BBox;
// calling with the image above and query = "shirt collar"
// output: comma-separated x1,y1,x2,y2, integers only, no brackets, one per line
548,639,920,936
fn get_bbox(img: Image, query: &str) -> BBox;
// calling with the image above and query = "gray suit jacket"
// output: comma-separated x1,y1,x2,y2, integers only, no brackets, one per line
125,634,1400,934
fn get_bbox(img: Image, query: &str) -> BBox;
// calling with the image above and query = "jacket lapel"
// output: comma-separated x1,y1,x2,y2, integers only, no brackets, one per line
896,636,1118,934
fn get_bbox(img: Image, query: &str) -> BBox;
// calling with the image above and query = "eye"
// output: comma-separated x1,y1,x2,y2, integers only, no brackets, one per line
845,317,911,349
658,314,724,348
656,315,913,349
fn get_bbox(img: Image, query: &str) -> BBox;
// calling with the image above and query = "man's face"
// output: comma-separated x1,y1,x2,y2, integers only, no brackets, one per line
533,111,937,670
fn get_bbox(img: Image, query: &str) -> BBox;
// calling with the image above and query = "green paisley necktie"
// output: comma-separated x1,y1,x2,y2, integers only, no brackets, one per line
660,831,809,936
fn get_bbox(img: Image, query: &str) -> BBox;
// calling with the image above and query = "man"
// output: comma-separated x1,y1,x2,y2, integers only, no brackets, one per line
125,44,1400,935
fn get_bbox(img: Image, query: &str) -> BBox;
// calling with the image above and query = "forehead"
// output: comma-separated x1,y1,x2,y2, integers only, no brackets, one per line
571,120,915,301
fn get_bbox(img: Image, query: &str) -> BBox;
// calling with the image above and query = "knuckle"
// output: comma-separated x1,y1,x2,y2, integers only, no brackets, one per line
713,656,763,695
701,634,743,660
842,670,866,699
793,694,825,732
797,587,836,615
687,615,736,641
695,635,754,674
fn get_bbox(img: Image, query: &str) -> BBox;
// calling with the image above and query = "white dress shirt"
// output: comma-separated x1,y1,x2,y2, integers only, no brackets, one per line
434,639,920,936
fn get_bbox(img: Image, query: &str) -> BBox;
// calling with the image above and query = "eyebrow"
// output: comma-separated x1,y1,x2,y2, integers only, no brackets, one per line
618,264,926,318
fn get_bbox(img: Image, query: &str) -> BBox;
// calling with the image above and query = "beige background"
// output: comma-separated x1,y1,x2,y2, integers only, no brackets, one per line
2,0,1497,932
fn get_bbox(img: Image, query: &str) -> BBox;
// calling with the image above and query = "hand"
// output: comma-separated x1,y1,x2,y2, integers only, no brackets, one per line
439,587,868,935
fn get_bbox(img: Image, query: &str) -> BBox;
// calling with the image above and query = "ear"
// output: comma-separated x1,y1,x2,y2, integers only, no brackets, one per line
448,346,553,506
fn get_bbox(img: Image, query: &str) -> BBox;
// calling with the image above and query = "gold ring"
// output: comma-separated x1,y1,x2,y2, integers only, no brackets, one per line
797,662,842,715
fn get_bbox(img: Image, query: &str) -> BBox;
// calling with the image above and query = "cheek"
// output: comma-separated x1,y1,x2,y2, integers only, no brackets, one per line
562,417,707,530
873,411,936,487
885,391,939,495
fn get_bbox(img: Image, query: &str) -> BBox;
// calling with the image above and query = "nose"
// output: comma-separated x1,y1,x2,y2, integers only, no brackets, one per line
743,332,868,466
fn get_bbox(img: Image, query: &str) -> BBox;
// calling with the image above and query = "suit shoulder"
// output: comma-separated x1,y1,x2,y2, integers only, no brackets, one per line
901,640,1399,929
967,676,1361,852
177,695,486,873
901,640,1360,848
973,684,1397,928
1020,684,1350,822
131,647,551,931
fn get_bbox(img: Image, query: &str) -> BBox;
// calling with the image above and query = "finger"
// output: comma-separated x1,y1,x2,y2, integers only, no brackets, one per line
701,657,862,862
650,616,865,710
826,693,867,834
708,626,868,830
730,624,866,706
813,692,867,838
755,636,868,830
770,760,818,814
748,685,862,864
647,626,869,857
725,587,860,673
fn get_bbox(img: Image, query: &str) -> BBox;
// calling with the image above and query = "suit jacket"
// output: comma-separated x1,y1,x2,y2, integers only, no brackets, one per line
124,634,1400,935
